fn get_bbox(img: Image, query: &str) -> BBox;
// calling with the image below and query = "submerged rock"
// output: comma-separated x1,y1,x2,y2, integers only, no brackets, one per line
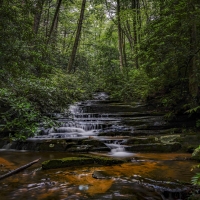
92,170,112,179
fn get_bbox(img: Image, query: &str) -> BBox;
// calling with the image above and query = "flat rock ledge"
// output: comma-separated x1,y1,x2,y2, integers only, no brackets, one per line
42,155,124,170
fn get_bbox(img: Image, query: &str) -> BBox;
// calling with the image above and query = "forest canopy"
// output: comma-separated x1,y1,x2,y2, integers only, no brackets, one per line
0,0,200,139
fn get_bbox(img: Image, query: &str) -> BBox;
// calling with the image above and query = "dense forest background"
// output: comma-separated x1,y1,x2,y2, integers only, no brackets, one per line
0,0,200,140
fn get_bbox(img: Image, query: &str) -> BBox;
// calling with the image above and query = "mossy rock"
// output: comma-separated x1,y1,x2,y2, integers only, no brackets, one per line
42,155,124,170
42,157,93,169
181,135,200,145
10,141,41,151
81,139,107,147
0,139,10,148
159,135,181,144
125,137,157,145
126,142,181,152
36,140,74,151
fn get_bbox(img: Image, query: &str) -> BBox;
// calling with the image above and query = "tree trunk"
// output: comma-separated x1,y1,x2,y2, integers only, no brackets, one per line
45,0,51,38
188,2,199,102
0,0,3,7
47,0,62,44
132,0,139,69
0,158,40,180
122,31,127,68
33,0,45,34
67,0,86,73
62,29,67,53
117,0,124,71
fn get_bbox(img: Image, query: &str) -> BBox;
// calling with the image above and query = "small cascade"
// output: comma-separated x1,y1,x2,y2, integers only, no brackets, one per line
104,140,134,157
2,143,12,150
2,92,171,155
27,92,131,154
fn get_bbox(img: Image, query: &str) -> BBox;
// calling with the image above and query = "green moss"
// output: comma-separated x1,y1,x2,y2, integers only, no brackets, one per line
42,155,124,170
42,157,93,169
160,135,180,144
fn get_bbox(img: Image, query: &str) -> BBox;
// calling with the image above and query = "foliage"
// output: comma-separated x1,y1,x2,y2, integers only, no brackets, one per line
1,0,200,140
191,145,200,186
191,172,200,186
0,0,91,140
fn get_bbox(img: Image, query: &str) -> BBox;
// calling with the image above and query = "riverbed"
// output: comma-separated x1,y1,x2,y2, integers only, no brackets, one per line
0,150,198,200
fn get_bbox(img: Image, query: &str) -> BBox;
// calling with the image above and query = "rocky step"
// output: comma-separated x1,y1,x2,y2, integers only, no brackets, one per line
98,128,177,137
75,103,157,114
0,138,110,152
125,143,181,152
70,112,164,118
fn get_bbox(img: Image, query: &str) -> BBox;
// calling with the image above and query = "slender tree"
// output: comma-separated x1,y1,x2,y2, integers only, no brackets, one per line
33,0,45,34
132,0,140,69
116,0,124,71
47,0,62,44
188,0,199,102
67,0,86,73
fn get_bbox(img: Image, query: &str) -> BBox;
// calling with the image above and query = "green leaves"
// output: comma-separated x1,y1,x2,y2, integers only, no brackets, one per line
0,89,40,140
191,173,200,186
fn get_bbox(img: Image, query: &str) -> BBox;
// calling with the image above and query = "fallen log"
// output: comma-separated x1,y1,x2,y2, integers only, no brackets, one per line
0,158,41,180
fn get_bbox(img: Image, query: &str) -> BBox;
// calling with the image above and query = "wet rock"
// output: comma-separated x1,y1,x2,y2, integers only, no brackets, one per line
112,193,138,200
92,170,112,179
124,137,157,145
126,142,181,152
81,139,108,148
10,141,40,151
159,135,181,144
79,139,110,152
189,194,200,200
67,145,92,152
0,138,13,149
84,154,124,166
90,146,111,152
38,140,68,151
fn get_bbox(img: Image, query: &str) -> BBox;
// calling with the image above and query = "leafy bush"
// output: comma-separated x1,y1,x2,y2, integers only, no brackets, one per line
0,68,89,140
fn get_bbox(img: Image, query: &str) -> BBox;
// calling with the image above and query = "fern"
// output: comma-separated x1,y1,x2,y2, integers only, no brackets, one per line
191,173,200,185
186,106,200,114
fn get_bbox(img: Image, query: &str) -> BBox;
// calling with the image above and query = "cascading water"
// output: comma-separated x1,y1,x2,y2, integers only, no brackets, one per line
26,92,134,156
2,92,169,157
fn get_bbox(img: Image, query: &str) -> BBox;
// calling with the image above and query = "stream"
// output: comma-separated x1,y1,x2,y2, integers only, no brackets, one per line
0,92,200,199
